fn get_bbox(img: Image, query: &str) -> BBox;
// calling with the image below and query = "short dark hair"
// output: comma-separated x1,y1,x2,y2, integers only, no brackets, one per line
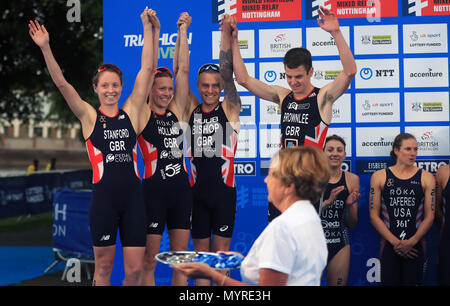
390,133,416,161
324,134,346,149
283,48,312,72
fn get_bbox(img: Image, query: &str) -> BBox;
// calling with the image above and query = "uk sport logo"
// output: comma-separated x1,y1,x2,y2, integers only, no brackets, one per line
212,0,237,23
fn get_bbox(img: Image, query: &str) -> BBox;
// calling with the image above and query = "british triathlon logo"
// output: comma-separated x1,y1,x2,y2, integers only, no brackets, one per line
212,0,237,23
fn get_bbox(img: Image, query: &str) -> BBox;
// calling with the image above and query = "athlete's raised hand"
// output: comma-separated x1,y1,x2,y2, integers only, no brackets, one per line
230,16,238,40
140,7,152,27
147,8,160,30
177,12,191,30
28,20,49,48
317,6,340,34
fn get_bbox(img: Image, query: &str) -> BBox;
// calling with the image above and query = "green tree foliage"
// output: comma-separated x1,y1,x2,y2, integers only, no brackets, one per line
0,0,102,128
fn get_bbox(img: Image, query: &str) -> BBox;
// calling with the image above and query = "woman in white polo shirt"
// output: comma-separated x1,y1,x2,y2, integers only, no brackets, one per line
174,146,329,286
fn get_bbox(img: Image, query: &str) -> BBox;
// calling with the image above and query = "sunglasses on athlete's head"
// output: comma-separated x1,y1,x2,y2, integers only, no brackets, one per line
198,63,220,75
97,64,121,74
155,67,173,78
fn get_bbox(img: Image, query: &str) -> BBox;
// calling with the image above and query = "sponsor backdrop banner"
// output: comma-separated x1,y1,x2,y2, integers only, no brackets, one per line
104,0,450,285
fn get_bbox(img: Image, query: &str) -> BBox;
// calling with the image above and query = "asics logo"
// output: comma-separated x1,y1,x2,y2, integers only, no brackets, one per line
219,225,229,232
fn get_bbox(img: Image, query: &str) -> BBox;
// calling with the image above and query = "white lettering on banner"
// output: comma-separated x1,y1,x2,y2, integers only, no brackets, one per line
54,203,67,221
25,186,44,203
366,258,381,283
415,161,448,173
66,0,81,23
53,224,66,237
66,258,81,283
123,33,193,47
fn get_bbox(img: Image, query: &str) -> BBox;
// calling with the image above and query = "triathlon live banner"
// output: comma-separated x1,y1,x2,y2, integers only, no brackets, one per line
104,0,450,285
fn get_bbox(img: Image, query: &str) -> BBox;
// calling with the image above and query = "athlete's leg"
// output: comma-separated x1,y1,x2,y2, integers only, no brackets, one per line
193,237,212,286
169,229,190,286
139,234,162,286
401,243,424,286
122,246,145,286
439,243,450,285
212,235,232,286
326,245,350,286
212,234,232,252
92,245,116,286
380,243,401,285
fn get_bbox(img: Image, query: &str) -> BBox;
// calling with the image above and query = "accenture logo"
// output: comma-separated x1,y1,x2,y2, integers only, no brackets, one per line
409,68,443,78
361,137,393,147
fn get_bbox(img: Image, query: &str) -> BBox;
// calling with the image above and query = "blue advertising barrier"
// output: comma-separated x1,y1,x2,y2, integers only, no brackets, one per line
45,188,94,280
52,189,93,258
0,170,92,219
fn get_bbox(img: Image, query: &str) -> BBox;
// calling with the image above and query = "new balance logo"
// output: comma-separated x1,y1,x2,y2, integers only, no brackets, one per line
149,222,159,228
100,235,111,241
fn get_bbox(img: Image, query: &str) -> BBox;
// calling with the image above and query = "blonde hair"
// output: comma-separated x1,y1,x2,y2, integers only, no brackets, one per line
271,146,330,203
